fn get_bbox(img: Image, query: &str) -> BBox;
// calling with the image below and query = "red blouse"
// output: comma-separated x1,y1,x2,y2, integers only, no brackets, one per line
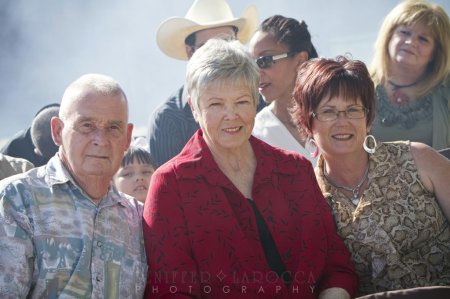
143,130,357,298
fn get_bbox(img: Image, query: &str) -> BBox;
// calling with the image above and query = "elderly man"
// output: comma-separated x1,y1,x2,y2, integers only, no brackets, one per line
0,74,147,298
147,0,261,167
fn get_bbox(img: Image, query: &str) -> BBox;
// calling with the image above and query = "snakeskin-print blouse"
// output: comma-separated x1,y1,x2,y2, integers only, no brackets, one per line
315,141,450,295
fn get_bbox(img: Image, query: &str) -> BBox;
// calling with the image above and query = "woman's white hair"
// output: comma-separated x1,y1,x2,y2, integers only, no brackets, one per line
185,38,260,109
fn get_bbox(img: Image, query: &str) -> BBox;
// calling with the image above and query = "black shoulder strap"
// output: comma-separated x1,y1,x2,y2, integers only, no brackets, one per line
248,199,292,288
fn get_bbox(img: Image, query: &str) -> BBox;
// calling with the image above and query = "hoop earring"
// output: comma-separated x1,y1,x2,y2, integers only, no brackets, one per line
306,137,319,158
363,135,377,154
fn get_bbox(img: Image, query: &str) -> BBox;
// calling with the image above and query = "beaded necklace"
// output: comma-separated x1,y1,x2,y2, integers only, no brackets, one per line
388,79,421,89
387,79,422,107
375,85,432,129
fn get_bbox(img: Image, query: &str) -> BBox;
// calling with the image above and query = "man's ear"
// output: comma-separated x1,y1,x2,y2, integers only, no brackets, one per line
185,45,195,59
125,123,134,150
51,116,64,146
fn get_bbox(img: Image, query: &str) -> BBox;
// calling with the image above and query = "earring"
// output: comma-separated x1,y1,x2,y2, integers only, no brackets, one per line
306,137,319,158
363,135,377,154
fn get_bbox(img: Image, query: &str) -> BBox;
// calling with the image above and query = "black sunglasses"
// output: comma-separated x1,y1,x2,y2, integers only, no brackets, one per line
255,52,296,69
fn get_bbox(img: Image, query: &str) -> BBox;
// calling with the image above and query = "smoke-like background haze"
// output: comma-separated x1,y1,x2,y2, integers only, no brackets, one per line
1,0,449,143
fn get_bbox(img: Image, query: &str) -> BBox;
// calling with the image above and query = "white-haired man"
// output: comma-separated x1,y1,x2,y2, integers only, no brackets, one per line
0,74,147,298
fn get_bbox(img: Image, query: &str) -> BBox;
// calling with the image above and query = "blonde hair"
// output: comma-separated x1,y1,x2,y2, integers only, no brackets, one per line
370,0,450,97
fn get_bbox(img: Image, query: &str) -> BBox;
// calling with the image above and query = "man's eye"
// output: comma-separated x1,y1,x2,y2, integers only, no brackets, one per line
79,123,95,132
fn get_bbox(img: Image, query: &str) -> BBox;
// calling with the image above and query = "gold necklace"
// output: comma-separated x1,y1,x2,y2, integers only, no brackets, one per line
323,165,369,205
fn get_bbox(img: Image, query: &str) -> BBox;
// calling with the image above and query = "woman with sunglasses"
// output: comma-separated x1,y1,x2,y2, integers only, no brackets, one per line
291,56,450,295
249,15,318,164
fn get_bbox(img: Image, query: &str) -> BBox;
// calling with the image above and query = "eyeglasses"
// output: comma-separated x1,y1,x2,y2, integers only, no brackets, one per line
255,52,296,69
312,106,368,122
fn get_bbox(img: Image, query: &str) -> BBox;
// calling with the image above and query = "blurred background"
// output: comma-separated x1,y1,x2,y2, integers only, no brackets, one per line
1,0,449,145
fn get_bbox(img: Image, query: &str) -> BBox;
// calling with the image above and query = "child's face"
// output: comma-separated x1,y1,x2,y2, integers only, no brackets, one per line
114,161,155,203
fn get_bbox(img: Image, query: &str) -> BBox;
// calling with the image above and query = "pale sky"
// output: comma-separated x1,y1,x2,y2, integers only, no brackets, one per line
1,0,449,142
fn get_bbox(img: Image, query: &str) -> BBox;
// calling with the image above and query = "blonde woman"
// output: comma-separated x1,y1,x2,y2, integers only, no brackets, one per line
370,0,450,150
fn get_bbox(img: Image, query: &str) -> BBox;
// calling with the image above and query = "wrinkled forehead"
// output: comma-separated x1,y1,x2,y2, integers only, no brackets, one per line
61,89,128,122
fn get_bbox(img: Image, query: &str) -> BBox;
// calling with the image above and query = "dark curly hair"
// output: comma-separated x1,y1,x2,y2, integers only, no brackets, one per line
259,15,318,59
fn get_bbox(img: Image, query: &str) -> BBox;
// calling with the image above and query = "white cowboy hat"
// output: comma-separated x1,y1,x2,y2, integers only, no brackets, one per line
156,0,258,60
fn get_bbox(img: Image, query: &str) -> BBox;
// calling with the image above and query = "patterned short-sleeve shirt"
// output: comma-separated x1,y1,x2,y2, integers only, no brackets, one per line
0,155,147,298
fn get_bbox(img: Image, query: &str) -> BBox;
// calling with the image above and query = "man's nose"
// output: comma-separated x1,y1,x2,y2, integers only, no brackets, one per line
92,128,108,145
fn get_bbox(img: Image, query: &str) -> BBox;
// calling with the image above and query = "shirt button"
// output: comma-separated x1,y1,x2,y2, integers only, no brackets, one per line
97,241,103,247
96,276,102,282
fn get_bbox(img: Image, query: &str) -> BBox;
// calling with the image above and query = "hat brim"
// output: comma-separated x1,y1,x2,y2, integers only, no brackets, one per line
156,5,258,60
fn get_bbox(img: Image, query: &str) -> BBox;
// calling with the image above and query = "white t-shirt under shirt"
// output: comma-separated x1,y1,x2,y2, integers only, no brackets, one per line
252,106,317,166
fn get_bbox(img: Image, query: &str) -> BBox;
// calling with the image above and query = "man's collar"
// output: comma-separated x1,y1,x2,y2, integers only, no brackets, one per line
46,155,128,207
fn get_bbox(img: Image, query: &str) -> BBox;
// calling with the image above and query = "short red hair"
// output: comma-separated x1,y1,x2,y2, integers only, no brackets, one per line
291,56,376,135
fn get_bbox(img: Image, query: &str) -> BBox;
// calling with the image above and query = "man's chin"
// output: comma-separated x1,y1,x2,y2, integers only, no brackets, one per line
82,167,113,178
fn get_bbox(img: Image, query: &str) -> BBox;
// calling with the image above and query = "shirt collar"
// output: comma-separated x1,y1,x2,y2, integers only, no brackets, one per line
45,155,128,207
172,130,301,189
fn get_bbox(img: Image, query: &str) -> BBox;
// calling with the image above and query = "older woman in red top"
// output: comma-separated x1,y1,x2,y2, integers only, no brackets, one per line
142,38,358,299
